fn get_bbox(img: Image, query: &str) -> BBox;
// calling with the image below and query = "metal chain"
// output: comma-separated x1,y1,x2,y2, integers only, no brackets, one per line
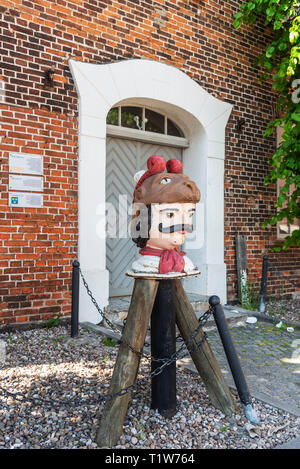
0,271,213,409
0,386,104,410
79,268,119,333
80,267,212,362
151,308,211,365
79,268,152,359
78,268,213,399
88,308,212,400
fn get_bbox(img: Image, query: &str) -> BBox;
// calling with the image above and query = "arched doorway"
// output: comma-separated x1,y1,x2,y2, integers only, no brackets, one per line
69,58,232,323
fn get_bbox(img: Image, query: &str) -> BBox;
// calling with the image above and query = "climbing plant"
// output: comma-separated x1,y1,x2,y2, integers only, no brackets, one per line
233,0,300,251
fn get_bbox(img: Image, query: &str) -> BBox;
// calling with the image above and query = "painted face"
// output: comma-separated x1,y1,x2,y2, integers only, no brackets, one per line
147,202,196,250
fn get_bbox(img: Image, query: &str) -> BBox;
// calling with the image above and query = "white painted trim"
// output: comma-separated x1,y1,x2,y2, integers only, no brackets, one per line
106,124,189,147
69,58,233,322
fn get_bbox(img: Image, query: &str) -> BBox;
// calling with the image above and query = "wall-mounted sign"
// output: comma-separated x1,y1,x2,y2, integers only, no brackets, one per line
9,174,43,192
9,152,43,175
9,192,43,208
8,152,44,208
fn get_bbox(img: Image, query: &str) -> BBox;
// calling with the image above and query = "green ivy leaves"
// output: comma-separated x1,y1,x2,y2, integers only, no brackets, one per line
234,1,300,250
291,111,300,121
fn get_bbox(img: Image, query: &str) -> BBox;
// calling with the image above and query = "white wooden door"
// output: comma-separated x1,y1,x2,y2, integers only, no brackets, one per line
106,137,183,297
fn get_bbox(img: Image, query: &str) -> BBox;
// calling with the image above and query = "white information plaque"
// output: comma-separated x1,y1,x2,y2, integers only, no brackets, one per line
9,192,43,208
9,152,43,175
9,174,43,192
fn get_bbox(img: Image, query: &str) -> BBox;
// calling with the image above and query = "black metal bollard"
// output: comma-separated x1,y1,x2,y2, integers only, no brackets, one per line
259,255,269,313
71,260,80,338
209,295,259,424
151,280,177,418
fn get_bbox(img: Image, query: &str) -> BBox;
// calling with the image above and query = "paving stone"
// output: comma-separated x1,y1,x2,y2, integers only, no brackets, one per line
179,322,300,417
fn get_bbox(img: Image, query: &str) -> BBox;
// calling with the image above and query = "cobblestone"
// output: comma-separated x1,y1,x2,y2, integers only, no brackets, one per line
182,321,300,417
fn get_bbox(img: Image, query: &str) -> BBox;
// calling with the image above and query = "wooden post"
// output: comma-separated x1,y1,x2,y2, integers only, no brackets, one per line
210,295,259,424
71,260,80,338
235,234,249,306
209,296,252,406
259,255,269,313
96,278,159,448
96,275,236,448
151,279,177,418
173,279,236,415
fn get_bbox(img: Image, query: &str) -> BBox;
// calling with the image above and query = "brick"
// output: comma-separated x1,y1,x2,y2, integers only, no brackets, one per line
0,0,298,328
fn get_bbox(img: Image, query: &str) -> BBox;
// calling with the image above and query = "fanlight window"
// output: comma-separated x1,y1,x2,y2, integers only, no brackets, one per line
106,106,184,138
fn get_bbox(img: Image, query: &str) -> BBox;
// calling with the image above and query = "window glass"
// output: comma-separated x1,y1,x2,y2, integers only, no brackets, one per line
290,219,300,234
106,107,118,125
121,106,143,130
277,180,300,238
167,118,184,137
145,109,165,134
278,179,289,235
106,105,185,138
279,218,300,235
279,218,290,235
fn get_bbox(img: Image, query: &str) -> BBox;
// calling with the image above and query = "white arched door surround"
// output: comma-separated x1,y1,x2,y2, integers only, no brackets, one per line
69,59,233,323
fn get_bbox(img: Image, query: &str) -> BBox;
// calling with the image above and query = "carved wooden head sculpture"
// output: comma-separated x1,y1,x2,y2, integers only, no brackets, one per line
130,155,201,275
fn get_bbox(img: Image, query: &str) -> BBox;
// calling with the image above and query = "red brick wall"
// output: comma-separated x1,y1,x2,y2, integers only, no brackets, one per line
0,0,299,325
0,106,78,325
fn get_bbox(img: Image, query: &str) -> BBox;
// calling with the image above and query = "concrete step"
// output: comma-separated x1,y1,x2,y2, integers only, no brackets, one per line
80,300,250,359
105,293,247,327
81,304,249,358
99,294,248,335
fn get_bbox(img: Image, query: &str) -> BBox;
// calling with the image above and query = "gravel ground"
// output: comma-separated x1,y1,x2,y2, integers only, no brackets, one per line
0,324,299,449
265,297,300,324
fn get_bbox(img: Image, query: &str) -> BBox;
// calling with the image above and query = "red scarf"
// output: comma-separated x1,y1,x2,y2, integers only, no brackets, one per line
139,246,185,274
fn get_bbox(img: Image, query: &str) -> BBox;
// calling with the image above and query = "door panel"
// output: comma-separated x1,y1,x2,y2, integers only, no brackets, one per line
106,137,182,297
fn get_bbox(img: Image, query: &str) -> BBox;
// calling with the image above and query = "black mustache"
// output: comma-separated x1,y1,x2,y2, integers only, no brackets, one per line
158,223,193,234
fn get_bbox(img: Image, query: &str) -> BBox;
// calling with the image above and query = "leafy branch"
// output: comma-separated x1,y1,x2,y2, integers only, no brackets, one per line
234,0,300,250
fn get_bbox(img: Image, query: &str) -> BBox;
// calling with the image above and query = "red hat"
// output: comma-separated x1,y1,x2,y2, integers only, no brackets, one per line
133,155,183,203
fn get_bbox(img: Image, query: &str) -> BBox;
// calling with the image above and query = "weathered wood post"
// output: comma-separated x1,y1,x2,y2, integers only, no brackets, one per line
96,278,158,448
151,279,177,418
